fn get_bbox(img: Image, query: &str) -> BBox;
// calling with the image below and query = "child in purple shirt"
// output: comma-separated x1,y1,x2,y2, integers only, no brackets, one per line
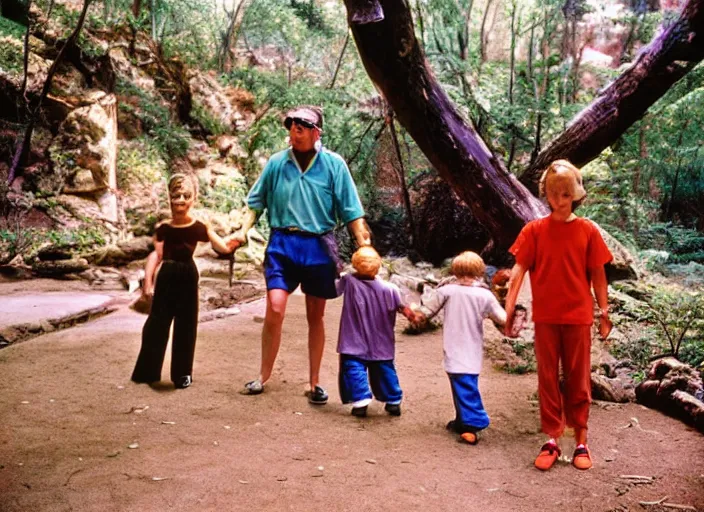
336,246,420,417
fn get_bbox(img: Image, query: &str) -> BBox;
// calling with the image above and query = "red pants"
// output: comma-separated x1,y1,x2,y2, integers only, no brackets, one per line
534,323,592,439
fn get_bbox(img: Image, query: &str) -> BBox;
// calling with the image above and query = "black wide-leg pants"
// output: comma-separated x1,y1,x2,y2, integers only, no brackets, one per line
132,260,200,384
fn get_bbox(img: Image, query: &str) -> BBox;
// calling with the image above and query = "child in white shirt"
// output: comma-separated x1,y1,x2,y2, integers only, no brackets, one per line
425,251,507,444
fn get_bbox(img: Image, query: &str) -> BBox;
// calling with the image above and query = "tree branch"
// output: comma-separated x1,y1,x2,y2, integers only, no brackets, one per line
521,0,704,193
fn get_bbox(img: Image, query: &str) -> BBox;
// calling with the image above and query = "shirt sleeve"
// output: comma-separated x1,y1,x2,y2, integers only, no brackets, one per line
331,157,365,224
335,274,347,297
247,159,273,213
155,222,167,242
485,292,507,324
509,222,536,269
424,286,447,316
388,284,402,312
586,221,613,269
196,221,209,243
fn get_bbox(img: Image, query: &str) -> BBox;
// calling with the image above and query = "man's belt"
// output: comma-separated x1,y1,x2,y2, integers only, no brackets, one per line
274,227,330,237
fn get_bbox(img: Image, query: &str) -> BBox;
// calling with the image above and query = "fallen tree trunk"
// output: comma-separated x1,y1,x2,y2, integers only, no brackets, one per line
343,0,546,251
521,0,704,194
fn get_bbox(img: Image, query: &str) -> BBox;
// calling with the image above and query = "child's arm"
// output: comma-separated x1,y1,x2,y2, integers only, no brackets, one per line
591,265,613,340
504,263,527,337
397,304,422,324
143,241,163,297
207,226,235,254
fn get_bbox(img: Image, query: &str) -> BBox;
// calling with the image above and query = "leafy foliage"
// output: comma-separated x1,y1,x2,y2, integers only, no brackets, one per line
198,174,248,214
0,16,26,40
115,78,190,161
116,138,168,191
0,35,25,75
645,288,704,368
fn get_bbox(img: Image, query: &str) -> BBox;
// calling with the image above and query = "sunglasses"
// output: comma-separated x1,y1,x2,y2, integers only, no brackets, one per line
286,117,318,130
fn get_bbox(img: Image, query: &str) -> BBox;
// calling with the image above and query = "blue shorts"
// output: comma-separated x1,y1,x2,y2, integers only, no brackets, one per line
339,355,403,405
264,230,337,299
448,373,490,432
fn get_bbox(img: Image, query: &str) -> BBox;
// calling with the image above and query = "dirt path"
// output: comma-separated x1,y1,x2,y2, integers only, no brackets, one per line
1,290,703,512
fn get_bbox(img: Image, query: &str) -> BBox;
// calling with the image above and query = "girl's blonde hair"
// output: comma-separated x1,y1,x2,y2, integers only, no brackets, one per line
451,251,485,278
168,173,198,200
352,246,382,278
538,159,586,210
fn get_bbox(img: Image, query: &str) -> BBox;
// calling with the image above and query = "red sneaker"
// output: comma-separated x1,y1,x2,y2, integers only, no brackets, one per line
572,444,592,470
460,432,478,445
534,441,561,471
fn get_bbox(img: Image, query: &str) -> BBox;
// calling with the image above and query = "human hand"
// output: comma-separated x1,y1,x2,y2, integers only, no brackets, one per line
504,312,514,337
226,238,241,252
412,311,427,328
599,315,613,340
507,306,527,337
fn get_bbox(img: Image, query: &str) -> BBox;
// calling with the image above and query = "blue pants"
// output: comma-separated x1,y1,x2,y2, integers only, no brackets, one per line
339,355,403,405
448,373,490,432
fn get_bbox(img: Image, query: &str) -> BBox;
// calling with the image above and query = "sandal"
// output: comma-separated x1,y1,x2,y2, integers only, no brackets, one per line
572,444,592,470
534,440,561,471
241,379,263,395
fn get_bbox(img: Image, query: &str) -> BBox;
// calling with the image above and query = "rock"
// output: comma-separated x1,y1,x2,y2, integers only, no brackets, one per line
186,146,210,169
84,237,153,266
592,222,638,281
592,346,620,377
0,36,51,91
636,357,704,433
32,258,90,276
591,372,635,403
37,244,78,261
190,72,252,136
611,280,654,302
47,93,119,223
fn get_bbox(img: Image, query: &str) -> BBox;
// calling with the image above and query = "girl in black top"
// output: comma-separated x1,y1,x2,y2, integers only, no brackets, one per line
132,173,236,389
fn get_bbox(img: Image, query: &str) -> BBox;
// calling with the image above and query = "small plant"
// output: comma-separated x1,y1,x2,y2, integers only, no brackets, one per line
191,103,228,136
609,331,659,368
646,288,704,361
0,36,25,75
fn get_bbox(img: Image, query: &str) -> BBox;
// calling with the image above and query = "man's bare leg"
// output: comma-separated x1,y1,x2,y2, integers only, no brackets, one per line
259,289,289,384
305,295,327,389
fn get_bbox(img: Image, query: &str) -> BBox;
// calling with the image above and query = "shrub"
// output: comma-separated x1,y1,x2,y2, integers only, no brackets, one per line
116,78,190,161
645,288,704,362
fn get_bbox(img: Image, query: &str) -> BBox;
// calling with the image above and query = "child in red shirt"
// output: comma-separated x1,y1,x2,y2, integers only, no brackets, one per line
504,160,613,471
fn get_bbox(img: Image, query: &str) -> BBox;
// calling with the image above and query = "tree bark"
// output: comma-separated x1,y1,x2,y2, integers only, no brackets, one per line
521,0,704,194
219,0,248,73
20,1,32,98
389,114,416,245
344,0,545,250
9,0,93,183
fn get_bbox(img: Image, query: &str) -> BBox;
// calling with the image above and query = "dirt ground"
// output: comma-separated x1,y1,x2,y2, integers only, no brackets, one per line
1,280,703,512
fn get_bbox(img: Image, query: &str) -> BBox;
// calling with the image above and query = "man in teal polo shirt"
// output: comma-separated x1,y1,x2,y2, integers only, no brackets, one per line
232,105,371,404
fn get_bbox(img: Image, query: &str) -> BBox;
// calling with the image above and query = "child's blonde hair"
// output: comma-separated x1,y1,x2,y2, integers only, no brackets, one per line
539,159,586,211
451,251,485,278
168,173,198,200
352,246,381,278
